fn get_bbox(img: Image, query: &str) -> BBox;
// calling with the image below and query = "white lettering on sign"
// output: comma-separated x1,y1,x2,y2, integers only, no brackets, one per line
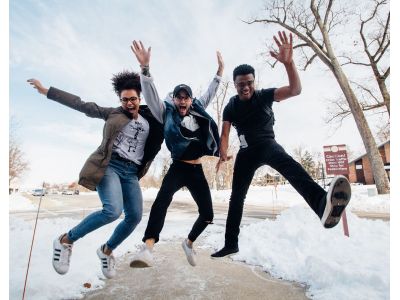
323,144,349,175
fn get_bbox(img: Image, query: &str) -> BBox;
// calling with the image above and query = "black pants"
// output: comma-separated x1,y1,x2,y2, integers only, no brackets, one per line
224,139,327,248
143,160,214,243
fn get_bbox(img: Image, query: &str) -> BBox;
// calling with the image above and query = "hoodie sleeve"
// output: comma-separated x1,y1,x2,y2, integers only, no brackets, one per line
140,73,166,124
197,75,222,108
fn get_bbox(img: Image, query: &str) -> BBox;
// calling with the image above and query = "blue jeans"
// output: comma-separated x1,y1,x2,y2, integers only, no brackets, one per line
67,157,143,250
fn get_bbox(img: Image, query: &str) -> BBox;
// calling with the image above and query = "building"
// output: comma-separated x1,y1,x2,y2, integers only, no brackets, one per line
9,178,20,194
348,140,390,185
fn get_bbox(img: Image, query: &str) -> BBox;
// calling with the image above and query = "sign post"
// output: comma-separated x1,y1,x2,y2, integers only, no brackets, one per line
323,144,350,237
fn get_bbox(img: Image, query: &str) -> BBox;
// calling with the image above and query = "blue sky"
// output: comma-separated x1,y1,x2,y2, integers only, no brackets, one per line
9,0,390,187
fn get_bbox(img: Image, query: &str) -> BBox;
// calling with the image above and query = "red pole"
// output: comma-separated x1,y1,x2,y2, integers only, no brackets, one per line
342,209,349,237
22,182,44,300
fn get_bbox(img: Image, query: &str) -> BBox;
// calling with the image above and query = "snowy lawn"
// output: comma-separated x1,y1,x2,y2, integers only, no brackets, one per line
9,193,37,211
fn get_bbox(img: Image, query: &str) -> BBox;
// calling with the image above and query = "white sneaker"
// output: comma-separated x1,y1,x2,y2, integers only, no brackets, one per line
130,244,154,268
96,245,116,279
181,239,196,266
52,234,73,275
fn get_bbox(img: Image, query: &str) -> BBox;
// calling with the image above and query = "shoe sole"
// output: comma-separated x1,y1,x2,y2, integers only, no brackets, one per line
130,259,152,268
322,176,351,228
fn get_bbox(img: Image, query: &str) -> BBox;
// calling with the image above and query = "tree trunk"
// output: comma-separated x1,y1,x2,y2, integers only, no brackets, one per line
330,60,390,193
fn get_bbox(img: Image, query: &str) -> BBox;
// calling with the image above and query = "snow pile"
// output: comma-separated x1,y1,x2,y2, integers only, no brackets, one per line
348,185,390,212
9,193,37,211
9,213,192,300
204,206,390,300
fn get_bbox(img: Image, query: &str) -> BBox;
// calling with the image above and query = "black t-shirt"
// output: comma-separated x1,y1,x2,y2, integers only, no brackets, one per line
223,88,276,148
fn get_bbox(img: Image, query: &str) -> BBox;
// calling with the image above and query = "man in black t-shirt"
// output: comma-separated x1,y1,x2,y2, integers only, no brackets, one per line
211,31,351,258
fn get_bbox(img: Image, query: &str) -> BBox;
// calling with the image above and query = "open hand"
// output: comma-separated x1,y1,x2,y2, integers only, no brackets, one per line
215,155,232,173
27,78,48,95
131,40,151,67
270,31,293,65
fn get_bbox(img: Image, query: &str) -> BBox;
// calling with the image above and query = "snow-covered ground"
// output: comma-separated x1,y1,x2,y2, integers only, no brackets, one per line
204,207,389,300
9,193,37,211
9,185,389,300
9,210,193,299
143,183,390,213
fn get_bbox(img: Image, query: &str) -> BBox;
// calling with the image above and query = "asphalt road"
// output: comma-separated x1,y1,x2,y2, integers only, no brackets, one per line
19,193,390,222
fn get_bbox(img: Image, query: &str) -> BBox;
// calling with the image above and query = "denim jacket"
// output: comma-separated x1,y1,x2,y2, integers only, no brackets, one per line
164,100,220,159
140,73,221,160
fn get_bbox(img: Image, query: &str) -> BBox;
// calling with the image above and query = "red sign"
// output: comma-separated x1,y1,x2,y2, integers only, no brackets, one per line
323,144,349,175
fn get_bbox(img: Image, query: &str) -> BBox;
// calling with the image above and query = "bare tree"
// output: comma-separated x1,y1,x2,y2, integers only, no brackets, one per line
325,0,389,130
246,0,389,193
9,122,29,185
293,145,318,179
213,79,232,132
375,120,390,143
211,78,238,190
350,0,389,114
161,156,172,179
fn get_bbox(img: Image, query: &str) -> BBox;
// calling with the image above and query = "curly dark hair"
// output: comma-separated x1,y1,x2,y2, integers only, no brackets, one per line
111,70,141,96
233,64,255,81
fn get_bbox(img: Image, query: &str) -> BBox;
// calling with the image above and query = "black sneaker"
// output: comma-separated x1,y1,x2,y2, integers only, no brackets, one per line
321,175,351,228
211,246,239,258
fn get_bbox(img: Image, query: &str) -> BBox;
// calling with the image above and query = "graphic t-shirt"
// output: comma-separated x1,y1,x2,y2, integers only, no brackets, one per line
223,88,276,148
112,114,150,164
179,114,204,160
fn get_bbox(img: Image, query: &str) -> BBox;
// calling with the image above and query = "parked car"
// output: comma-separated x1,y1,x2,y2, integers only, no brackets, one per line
32,189,45,196
62,190,74,195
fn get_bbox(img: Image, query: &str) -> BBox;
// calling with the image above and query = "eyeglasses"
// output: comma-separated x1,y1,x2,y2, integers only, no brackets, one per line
174,95,191,101
235,80,255,89
121,96,139,104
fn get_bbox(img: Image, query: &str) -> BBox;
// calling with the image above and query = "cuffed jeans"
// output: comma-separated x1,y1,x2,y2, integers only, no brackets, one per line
224,139,327,248
67,157,143,250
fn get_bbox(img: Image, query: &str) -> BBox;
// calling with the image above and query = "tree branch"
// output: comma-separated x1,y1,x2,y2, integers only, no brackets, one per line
244,17,333,69
323,0,334,27
339,55,371,67
350,80,380,104
372,8,389,59
382,67,390,80
303,53,318,71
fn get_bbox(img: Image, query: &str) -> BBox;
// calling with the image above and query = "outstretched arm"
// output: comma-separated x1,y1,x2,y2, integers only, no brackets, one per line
27,79,111,120
131,40,165,124
270,31,302,102
216,121,233,173
198,51,224,108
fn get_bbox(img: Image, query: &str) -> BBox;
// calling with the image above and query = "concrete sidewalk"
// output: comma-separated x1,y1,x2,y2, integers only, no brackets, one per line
84,242,309,300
